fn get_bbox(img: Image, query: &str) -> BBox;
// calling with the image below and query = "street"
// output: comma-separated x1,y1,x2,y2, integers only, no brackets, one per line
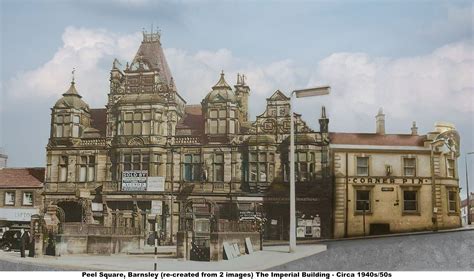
272,230,474,271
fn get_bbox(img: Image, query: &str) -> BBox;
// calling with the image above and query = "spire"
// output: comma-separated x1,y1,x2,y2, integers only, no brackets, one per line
376,107,385,135
212,71,231,89
411,121,418,135
63,68,81,98
321,106,327,118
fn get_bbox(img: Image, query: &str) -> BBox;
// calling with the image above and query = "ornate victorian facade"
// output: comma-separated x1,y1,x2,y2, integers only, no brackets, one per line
44,30,332,243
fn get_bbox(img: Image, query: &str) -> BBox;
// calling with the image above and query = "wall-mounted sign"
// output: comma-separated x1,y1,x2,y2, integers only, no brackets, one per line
351,177,430,185
147,176,165,192
122,170,148,191
151,200,162,215
381,187,394,192
0,208,39,222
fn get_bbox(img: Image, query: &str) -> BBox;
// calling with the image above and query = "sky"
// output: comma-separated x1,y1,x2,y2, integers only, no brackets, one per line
0,0,473,196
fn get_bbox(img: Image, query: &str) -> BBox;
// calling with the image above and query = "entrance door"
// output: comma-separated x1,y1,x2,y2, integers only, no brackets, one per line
190,218,210,261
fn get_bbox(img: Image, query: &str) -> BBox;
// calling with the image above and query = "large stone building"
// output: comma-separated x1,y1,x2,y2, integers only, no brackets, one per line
44,30,332,246
331,110,461,237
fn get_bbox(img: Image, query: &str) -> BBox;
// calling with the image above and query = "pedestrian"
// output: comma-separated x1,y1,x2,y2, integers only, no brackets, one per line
20,229,29,258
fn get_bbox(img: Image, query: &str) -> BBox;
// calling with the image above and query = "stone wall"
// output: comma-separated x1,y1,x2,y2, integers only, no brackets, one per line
210,231,261,261
56,234,142,255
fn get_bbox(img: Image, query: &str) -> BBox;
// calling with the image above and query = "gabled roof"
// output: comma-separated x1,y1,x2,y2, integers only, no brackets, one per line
267,90,289,101
330,133,427,147
0,168,45,188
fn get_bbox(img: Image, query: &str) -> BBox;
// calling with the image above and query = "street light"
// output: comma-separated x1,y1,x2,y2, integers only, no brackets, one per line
289,85,330,253
465,152,474,225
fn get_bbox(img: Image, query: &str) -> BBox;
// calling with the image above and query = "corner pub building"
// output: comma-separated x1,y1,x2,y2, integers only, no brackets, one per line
43,29,332,249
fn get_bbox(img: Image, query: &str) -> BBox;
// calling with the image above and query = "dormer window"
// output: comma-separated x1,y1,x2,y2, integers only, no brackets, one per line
54,114,81,137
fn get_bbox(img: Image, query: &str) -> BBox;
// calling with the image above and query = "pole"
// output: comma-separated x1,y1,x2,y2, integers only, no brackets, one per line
362,202,366,237
289,92,296,253
466,153,473,225
154,222,158,271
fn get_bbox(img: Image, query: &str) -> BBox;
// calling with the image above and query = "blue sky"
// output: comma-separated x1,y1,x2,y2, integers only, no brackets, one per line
1,0,473,195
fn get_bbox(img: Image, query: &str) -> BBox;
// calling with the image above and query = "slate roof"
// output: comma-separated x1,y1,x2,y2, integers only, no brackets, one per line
0,168,45,188
176,105,204,135
90,108,107,137
330,133,427,147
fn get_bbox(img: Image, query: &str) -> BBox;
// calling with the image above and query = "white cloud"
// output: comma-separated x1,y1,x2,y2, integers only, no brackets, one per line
6,26,140,106
6,27,473,136
311,40,474,131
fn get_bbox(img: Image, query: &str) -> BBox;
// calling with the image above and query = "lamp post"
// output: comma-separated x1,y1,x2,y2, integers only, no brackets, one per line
289,86,330,253
465,152,474,225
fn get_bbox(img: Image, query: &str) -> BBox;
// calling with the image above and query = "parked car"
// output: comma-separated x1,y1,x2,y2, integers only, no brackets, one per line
0,230,22,251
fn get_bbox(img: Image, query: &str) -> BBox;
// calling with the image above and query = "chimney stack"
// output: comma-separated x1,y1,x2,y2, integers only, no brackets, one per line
376,108,385,135
411,121,418,135
319,106,329,133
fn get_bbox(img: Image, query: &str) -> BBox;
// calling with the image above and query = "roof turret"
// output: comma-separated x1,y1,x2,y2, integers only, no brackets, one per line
203,71,236,103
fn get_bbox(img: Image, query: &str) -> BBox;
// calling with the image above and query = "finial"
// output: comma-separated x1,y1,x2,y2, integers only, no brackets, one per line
221,70,224,76
242,74,246,85
378,107,384,115
71,67,76,83
237,73,241,84
321,106,327,118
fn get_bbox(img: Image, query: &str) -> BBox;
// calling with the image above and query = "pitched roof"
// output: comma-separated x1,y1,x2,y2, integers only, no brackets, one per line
176,105,204,135
0,168,45,188
132,32,173,85
330,132,427,147
90,108,107,137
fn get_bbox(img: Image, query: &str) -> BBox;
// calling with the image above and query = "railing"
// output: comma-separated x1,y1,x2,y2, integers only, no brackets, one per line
175,136,201,145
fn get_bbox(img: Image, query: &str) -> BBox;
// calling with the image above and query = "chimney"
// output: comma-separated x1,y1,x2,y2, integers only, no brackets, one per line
376,108,385,135
411,121,418,135
319,106,329,133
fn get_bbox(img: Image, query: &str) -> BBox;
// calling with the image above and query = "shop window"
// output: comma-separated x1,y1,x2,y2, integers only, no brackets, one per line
214,154,224,182
5,192,15,206
448,190,457,212
447,159,456,177
403,190,418,212
355,190,371,212
59,156,68,182
403,158,416,177
79,155,95,182
184,154,201,181
356,157,369,176
22,192,33,206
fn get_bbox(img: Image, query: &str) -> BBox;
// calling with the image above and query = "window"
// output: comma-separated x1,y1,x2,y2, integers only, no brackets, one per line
5,192,15,205
356,157,369,176
403,158,416,176
78,155,95,182
183,154,201,181
208,109,227,134
210,120,218,134
121,111,151,136
59,156,68,182
288,151,316,182
55,114,80,137
448,190,457,212
152,153,163,176
214,154,224,182
22,192,33,206
248,152,274,182
122,152,150,171
447,159,455,177
355,190,371,212
403,190,418,212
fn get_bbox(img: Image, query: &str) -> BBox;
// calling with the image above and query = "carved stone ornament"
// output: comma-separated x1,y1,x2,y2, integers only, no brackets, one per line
128,137,145,146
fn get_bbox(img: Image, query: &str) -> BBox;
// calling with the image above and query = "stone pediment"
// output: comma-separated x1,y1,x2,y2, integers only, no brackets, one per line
267,90,289,101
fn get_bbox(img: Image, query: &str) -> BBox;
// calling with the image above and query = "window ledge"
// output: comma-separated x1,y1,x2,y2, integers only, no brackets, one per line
402,211,421,216
448,212,460,216
354,211,373,216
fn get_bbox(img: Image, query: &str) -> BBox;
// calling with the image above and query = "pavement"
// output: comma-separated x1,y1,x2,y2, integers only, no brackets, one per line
272,229,474,271
0,244,327,271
